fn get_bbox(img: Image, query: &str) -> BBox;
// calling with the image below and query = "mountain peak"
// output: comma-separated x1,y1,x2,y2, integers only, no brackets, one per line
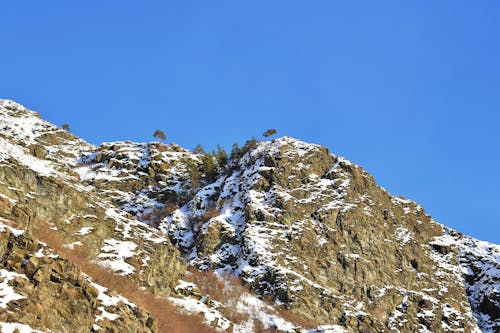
0,100,498,332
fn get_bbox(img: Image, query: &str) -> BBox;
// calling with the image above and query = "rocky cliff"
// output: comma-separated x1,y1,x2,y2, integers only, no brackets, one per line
0,99,498,332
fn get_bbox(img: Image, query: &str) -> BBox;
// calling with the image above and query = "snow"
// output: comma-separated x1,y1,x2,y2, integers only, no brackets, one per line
308,325,347,333
0,138,62,178
0,193,16,205
0,100,53,145
0,322,44,333
170,278,344,333
395,226,413,247
96,238,137,275
232,294,296,332
452,231,500,332
77,227,94,235
88,281,135,325
63,241,83,249
33,248,44,258
0,101,94,179
0,269,27,308
0,219,25,236
169,296,232,331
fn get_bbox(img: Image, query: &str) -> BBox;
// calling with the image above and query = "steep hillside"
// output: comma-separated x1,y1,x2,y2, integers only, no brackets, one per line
0,99,498,332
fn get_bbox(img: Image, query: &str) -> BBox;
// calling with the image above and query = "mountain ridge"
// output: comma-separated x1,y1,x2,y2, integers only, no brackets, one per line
0,99,498,332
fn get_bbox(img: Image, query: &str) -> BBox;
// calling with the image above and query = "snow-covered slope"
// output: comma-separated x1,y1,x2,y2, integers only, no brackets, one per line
431,230,500,332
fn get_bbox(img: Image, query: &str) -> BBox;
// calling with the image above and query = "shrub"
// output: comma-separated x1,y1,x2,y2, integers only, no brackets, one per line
62,123,70,132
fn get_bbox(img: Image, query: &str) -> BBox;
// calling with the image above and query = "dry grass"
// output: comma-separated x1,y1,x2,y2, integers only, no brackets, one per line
186,268,251,323
276,308,318,330
187,268,320,330
32,225,215,333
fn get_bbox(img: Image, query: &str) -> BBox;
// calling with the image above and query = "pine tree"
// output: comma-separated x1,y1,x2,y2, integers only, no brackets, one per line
240,137,258,156
230,143,240,160
216,144,228,168
193,144,205,154
153,129,166,141
186,161,201,190
201,153,217,182
263,128,277,138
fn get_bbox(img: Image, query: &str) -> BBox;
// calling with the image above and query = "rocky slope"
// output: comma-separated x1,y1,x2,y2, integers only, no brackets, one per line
0,99,498,332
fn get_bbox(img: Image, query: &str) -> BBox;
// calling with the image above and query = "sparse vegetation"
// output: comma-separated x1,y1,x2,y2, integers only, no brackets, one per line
32,225,215,333
186,268,251,324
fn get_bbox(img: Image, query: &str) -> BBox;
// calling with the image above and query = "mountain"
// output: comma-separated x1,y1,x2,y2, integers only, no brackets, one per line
0,99,498,333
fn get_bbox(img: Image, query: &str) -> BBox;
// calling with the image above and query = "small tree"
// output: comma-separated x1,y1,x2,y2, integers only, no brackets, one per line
216,144,228,168
240,137,258,156
153,129,166,141
62,123,70,132
186,161,201,190
193,144,206,154
230,143,240,160
201,153,217,182
263,128,277,138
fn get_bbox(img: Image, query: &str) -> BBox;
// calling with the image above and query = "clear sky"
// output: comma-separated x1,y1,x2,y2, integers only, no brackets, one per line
1,1,499,243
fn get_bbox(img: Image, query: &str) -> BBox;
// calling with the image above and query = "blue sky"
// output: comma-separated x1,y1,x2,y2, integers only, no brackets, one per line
1,1,499,243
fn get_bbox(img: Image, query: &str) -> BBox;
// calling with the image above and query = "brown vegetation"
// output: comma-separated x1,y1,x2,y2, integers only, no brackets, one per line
186,268,251,324
32,225,215,333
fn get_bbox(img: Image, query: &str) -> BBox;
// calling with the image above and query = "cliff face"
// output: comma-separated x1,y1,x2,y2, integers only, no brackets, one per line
0,99,498,333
